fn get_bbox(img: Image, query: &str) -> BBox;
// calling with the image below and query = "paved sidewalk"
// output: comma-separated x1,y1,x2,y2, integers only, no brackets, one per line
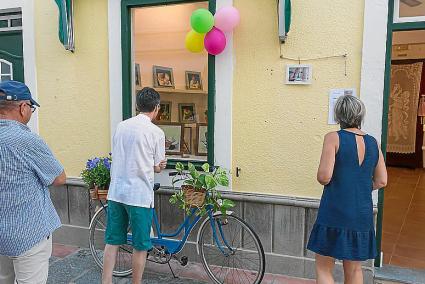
48,244,315,284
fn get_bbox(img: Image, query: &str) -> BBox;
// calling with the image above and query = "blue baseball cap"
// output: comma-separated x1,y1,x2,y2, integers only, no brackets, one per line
0,80,40,107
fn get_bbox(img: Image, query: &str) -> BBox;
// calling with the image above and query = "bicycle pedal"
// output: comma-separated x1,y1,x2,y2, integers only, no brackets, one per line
179,256,188,266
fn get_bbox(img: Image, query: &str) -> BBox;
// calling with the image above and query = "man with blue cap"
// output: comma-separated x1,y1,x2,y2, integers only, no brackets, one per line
0,80,66,284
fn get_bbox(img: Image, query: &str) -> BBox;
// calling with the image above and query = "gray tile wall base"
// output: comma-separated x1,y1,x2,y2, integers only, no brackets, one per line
50,180,377,282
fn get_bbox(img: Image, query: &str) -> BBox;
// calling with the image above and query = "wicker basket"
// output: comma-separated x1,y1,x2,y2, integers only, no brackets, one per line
90,186,108,201
182,185,206,207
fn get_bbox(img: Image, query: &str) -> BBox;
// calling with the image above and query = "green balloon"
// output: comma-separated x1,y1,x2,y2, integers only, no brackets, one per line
190,9,214,34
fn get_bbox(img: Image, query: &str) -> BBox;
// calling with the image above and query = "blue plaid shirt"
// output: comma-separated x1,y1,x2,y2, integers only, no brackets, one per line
0,119,63,256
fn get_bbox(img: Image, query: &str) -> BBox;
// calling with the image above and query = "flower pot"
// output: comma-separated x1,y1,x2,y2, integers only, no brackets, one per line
182,185,206,207
90,186,109,201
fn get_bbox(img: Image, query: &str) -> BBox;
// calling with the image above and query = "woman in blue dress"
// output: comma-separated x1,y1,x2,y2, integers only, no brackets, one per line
307,95,387,284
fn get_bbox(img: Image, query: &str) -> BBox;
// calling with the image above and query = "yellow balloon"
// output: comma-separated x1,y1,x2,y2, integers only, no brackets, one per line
185,30,205,53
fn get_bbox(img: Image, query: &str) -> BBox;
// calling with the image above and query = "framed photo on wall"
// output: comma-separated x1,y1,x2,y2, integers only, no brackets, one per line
196,123,208,156
185,71,202,90
156,101,172,122
156,123,183,155
182,127,192,155
179,103,196,123
153,65,174,88
135,63,141,86
285,64,312,85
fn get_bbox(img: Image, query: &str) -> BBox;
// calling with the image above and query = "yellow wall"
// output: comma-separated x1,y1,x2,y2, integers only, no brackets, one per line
33,0,365,198
34,0,110,176
232,0,365,197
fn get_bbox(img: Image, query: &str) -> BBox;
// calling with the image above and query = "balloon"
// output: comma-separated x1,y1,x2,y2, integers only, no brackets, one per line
214,6,240,32
190,9,214,34
204,27,226,55
185,30,205,53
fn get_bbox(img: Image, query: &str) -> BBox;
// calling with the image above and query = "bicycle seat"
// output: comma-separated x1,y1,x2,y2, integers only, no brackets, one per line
153,183,160,191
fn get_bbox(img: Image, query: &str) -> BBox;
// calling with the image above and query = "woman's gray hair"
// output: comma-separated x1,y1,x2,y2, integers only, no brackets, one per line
334,95,366,129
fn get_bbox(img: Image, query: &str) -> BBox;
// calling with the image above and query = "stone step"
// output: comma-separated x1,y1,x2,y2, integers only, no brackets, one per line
374,265,425,284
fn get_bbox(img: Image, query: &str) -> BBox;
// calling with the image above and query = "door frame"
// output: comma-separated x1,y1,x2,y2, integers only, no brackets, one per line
376,0,425,267
0,1,38,133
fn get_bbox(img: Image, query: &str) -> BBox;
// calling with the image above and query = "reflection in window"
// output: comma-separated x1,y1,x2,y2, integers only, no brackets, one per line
0,61,13,82
132,2,209,162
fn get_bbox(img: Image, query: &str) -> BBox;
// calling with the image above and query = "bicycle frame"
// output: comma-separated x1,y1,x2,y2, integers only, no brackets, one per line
127,204,235,256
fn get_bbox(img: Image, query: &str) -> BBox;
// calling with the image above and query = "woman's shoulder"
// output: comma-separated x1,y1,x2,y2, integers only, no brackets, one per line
324,131,340,146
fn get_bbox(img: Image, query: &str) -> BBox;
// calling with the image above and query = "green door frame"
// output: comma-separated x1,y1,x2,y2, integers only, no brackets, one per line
121,0,216,167
376,0,425,267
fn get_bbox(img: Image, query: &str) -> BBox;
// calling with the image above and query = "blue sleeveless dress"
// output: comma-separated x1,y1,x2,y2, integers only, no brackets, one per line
307,130,379,261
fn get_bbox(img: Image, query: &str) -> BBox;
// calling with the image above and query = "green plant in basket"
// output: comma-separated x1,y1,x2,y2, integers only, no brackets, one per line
81,155,111,189
169,162,235,216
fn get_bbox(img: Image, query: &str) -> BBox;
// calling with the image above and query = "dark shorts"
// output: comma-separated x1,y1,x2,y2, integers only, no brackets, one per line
105,200,153,251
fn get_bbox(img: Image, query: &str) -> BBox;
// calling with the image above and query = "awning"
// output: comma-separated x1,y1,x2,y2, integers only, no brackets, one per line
54,0,75,51
278,0,291,42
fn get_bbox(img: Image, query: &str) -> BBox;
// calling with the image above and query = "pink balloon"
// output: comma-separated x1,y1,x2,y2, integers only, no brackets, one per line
214,6,240,32
204,27,227,55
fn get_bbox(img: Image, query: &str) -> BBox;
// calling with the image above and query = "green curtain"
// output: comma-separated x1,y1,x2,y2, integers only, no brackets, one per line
54,0,74,51
285,0,291,34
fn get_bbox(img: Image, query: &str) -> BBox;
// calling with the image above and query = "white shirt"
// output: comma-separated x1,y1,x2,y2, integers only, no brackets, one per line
107,114,165,207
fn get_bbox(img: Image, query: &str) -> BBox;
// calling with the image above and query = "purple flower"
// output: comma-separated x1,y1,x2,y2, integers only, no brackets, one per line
103,158,111,170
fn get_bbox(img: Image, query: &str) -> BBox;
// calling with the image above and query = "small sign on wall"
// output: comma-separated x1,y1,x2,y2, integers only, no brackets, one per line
328,88,356,125
285,64,312,85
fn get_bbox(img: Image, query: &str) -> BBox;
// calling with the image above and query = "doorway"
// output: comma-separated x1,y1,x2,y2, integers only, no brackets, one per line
381,29,425,271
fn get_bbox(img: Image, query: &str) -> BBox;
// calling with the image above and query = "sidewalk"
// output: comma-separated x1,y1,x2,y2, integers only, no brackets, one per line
48,244,315,284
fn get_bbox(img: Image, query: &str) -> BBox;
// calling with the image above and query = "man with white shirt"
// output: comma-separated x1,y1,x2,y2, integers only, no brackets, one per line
102,87,166,284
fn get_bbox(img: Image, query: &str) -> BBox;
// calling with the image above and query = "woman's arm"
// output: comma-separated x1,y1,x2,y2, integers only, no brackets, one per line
373,147,387,190
317,132,338,186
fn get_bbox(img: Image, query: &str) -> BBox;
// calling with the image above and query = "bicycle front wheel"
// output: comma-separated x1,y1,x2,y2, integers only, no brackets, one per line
88,204,133,277
198,214,265,284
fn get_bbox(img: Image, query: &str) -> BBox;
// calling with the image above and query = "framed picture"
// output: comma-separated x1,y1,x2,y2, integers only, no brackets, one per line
182,127,192,155
285,64,312,85
156,123,183,155
196,123,208,156
153,65,174,88
179,103,196,123
156,101,172,122
135,63,141,86
185,71,203,90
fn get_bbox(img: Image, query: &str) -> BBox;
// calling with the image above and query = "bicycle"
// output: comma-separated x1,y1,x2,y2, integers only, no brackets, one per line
89,183,265,284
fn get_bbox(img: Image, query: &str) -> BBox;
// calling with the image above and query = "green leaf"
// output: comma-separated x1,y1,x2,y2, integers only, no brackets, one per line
216,175,229,187
222,199,235,208
175,162,184,172
201,163,210,173
205,175,217,189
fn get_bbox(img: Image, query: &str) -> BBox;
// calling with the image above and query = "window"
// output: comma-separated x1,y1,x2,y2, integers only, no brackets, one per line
130,2,211,163
394,0,425,23
0,60,13,82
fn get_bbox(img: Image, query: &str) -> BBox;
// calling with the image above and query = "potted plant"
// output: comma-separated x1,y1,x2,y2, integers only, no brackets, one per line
81,154,111,200
169,162,235,216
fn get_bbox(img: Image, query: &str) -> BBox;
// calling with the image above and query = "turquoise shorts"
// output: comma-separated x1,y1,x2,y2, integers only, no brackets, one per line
105,200,153,251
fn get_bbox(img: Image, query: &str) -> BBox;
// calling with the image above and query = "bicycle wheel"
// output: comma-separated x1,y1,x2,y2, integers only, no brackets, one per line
88,204,133,277
198,214,265,284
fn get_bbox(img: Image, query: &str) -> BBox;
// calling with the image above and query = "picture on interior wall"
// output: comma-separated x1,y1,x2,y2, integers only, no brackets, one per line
196,123,208,156
185,71,202,90
153,65,174,88
156,101,172,122
156,123,182,155
135,63,141,86
286,64,312,85
179,103,196,123
182,127,192,155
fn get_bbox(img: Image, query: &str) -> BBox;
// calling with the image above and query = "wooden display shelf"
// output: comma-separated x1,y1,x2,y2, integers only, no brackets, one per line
154,88,207,95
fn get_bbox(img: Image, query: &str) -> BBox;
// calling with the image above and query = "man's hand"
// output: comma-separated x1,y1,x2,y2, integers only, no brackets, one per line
159,159,167,170
154,160,167,173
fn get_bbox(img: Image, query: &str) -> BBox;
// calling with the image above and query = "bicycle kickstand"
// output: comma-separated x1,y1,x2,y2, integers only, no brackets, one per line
167,262,178,279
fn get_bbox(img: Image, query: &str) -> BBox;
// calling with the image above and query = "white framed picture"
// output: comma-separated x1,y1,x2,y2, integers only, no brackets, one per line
285,64,312,85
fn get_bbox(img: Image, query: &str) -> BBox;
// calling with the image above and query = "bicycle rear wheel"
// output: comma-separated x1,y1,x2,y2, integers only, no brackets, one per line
198,214,265,284
88,204,133,277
